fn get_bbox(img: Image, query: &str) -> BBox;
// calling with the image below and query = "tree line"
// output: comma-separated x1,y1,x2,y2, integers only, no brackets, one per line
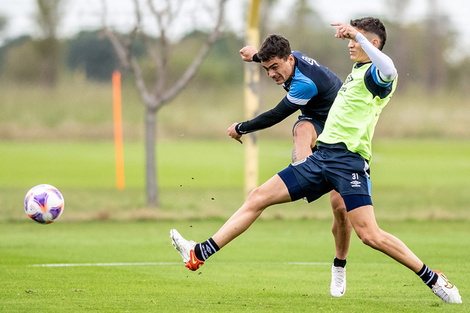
0,1,469,93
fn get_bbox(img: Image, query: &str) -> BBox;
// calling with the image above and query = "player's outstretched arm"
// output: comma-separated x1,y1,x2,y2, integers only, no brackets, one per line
354,32,397,82
230,100,297,140
331,22,396,82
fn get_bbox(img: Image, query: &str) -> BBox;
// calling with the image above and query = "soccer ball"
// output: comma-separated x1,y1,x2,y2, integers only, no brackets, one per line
24,184,64,224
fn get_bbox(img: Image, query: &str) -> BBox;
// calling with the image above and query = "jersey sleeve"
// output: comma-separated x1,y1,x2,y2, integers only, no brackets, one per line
236,100,297,134
285,67,319,106
370,64,391,87
355,32,397,85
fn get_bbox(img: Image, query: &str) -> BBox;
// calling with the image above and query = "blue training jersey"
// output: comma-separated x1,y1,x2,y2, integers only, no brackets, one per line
282,51,342,121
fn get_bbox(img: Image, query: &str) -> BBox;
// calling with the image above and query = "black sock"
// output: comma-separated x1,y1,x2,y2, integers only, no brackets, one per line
417,264,438,288
333,257,347,268
194,238,220,261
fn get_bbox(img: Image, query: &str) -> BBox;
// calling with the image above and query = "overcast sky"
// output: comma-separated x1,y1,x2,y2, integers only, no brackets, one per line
1,0,469,48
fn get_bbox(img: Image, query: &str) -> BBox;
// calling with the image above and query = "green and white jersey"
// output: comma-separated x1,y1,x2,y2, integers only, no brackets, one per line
317,62,397,161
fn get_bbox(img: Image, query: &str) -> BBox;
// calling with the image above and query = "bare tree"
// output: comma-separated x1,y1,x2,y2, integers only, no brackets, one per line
102,0,227,207
0,15,7,34
423,0,447,91
35,0,63,87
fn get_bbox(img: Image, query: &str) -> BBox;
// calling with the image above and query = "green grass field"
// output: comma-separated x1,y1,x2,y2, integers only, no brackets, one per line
1,138,469,311
2,53,470,311
1,219,469,312
1,139,470,221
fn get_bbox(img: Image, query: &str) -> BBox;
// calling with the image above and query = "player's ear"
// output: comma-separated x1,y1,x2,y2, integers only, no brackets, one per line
371,38,380,49
288,54,295,65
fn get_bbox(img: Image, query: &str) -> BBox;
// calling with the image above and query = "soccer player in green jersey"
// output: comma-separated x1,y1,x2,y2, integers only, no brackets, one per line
171,17,462,303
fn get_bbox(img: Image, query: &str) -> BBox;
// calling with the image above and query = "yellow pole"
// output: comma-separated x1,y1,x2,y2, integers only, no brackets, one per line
113,71,125,190
244,0,261,196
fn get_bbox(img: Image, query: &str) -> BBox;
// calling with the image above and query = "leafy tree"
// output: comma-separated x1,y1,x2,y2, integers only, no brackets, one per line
66,31,119,81
2,40,42,83
383,0,454,92
0,35,31,74
267,0,351,80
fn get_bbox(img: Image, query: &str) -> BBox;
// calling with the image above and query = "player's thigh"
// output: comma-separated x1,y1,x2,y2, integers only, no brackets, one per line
293,120,317,142
347,205,380,238
251,174,292,206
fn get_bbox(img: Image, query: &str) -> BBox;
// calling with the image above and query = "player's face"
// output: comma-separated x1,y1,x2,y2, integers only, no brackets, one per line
261,55,295,85
348,28,371,63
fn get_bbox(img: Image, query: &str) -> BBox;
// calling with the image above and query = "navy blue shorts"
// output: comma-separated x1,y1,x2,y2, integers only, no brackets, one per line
277,143,372,211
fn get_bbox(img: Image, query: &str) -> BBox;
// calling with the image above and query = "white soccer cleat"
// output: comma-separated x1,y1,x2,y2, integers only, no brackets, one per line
170,229,194,262
170,229,204,271
431,271,462,303
330,265,346,297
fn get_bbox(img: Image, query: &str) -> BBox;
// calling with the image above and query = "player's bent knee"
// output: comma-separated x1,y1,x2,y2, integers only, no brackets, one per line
330,192,346,211
331,203,347,215
355,229,383,249
360,236,377,248
293,122,313,138
331,204,348,224
246,187,271,212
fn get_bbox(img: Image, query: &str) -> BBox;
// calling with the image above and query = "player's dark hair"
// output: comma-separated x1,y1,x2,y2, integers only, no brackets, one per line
350,17,387,50
257,34,291,62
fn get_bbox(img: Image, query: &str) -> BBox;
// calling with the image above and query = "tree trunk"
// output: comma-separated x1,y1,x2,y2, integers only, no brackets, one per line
102,0,227,208
145,106,159,207
39,51,58,87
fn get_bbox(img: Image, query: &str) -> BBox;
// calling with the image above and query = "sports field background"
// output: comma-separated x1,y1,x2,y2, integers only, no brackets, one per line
1,138,470,222
1,81,470,222
1,80,469,311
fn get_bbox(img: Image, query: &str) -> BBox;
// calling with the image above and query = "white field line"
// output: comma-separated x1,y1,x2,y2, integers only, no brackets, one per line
28,262,180,267
28,262,331,268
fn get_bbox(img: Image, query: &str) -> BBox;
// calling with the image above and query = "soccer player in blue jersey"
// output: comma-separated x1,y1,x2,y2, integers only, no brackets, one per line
171,17,461,303
229,35,350,297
